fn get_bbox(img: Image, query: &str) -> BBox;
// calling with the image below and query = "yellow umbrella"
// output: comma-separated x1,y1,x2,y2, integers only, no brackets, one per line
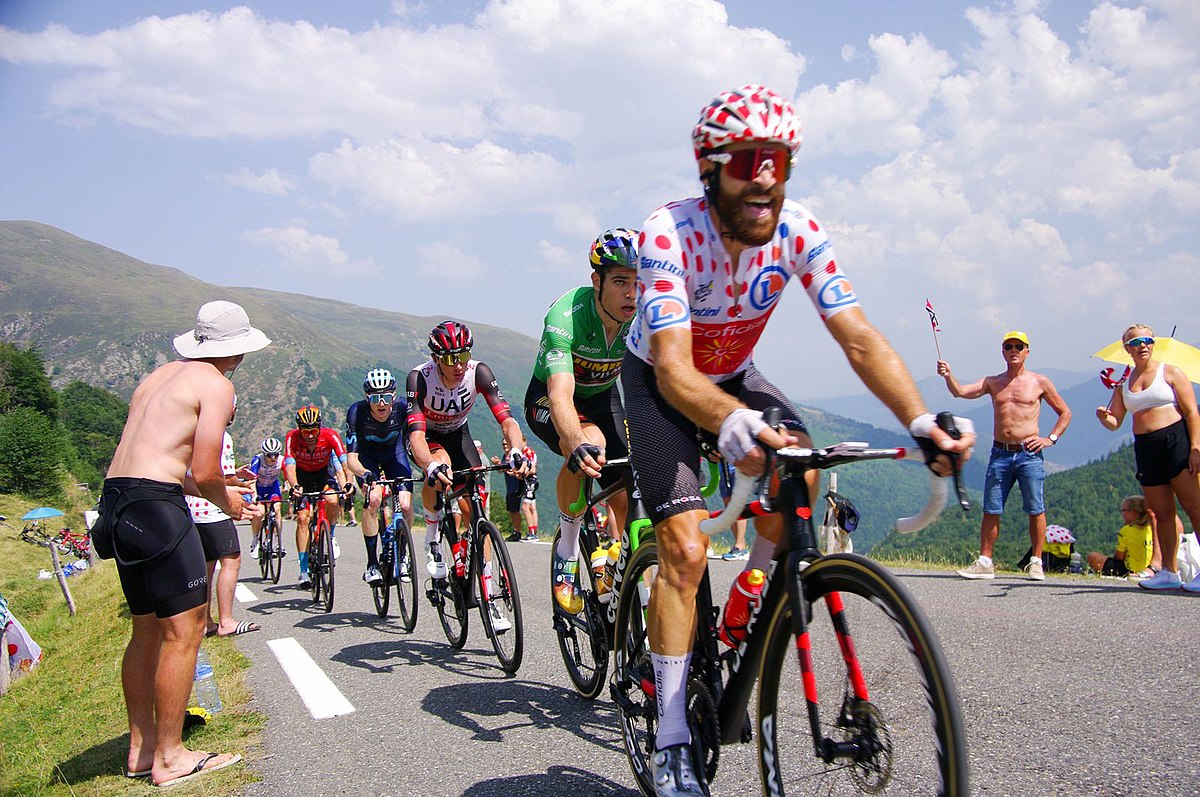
1092,336,1200,384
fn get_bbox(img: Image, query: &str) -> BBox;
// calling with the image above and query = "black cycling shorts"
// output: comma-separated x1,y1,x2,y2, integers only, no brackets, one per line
295,467,339,495
1133,419,1189,487
355,452,412,491
524,377,629,491
197,517,240,561
423,425,482,486
621,353,808,526
104,477,209,618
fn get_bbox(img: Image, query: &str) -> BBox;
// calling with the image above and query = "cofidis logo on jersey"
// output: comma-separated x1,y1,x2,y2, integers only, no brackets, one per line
817,274,857,310
643,295,689,330
749,266,788,311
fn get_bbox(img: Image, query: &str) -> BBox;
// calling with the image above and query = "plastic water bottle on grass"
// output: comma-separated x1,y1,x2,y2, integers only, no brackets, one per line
193,649,223,713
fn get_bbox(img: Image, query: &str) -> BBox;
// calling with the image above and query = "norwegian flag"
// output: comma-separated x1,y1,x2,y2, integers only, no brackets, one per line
925,299,940,333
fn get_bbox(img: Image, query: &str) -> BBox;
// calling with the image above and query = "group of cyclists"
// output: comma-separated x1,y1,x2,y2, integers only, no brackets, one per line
239,85,976,797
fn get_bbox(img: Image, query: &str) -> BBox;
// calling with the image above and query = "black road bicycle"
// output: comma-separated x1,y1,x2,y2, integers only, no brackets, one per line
610,413,970,796
256,499,284,585
370,476,422,630
550,458,655,699
426,463,524,673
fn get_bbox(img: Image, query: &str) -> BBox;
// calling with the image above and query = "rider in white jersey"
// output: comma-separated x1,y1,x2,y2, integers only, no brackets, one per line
622,85,976,797
247,436,285,559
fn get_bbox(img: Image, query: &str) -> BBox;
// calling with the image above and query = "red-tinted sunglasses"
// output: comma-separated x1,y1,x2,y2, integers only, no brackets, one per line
707,147,791,181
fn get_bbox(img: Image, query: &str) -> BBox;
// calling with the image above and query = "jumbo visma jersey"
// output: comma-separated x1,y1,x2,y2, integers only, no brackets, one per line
532,286,631,398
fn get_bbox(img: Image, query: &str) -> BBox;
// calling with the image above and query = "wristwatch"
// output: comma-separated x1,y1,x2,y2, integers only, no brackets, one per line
1048,433,1059,444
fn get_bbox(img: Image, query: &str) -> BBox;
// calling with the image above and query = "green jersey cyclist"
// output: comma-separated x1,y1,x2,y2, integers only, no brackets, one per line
525,228,638,613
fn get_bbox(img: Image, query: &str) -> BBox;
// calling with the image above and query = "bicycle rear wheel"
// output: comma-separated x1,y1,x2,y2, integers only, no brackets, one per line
477,520,524,674
551,526,608,699
757,554,968,796
394,517,419,632
372,513,392,618
434,521,469,648
308,529,322,605
610,538,660,797
318,519,335,613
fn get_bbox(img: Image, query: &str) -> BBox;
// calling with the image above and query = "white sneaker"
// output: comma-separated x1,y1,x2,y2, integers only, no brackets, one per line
426,541,447,579
363,565,383,586
488,602,512,633
1025,557,1046,581
332,535,341,560
957,558,995,580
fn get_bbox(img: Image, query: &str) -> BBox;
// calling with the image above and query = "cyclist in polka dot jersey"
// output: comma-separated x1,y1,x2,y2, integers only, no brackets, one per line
621,84,976,797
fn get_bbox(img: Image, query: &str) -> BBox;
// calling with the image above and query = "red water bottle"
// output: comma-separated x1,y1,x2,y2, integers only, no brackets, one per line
719,568,765,647
452,539,467,577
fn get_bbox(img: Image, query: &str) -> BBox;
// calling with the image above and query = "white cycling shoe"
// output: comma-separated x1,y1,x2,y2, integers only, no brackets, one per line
426,541,448,579
651,744,709,797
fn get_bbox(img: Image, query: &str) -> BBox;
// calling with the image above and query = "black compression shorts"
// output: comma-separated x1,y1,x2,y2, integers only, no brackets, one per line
104,477,208,618
423,425,482,486
621,354,808,526
524,377,629,491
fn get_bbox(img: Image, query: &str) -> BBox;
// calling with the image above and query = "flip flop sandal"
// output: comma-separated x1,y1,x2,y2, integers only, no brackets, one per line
221,620,260,636
155,752,242,788
125,769,152,779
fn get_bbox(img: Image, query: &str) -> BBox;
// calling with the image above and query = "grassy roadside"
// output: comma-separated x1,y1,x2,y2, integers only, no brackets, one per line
0,495,264,796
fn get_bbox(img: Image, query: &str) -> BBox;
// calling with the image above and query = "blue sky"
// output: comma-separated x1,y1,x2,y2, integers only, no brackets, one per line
2,0,1197,402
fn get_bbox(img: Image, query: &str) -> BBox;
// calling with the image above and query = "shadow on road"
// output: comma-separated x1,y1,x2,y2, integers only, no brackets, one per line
333,637,500,679
423,679,625,753
460,765,638,796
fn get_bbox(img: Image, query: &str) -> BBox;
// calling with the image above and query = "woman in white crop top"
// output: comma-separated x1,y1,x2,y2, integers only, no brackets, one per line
1096,324,1200,591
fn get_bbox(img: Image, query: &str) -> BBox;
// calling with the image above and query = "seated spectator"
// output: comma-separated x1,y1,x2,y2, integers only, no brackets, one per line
1087,495,1154,578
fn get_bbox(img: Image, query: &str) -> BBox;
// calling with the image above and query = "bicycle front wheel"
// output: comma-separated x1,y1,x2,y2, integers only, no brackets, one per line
267,514,282,584
477,520,524,673
757,554,968,796
610,537,659,797
318,519,335,613
372,514,392,618
257,523,271,580
434,521,469,649
551,526,608,699
394,517,419,632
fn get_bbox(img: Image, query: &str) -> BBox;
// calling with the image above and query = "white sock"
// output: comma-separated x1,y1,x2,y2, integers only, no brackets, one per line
424,511,441,545
556,512,583,560
652,652,692,750
979,555,993,567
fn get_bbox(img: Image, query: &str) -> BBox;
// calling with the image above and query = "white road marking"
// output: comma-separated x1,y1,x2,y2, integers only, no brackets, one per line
235,583,257,602
267,637,355,719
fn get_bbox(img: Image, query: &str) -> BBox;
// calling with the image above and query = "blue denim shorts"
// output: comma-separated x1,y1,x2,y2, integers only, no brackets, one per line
982,445,1045,515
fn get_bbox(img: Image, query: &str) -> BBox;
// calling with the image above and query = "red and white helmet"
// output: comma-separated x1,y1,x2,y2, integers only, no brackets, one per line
692,84,803,159
428,320,473,355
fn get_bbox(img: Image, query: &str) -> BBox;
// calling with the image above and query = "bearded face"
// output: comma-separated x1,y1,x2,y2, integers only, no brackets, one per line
710,173,784,247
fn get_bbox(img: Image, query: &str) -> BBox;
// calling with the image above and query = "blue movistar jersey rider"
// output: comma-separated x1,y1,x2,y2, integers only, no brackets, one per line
345,397,413,485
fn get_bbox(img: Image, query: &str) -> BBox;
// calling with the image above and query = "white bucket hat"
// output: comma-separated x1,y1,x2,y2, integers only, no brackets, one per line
173,301,271,359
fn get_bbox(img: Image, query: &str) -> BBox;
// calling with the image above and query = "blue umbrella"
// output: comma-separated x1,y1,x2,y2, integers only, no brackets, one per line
21,507,65,520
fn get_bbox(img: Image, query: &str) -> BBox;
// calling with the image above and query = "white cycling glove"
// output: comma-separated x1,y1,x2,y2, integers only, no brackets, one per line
717,408,768,463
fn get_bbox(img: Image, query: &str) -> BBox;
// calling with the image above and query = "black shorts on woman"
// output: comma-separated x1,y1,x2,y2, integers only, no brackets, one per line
100,477,209,618
621,354,808,526
1133,418,1190,486
524,377,629,491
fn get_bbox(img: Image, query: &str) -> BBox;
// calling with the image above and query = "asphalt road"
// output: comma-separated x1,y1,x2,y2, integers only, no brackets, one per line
222,519,1200,797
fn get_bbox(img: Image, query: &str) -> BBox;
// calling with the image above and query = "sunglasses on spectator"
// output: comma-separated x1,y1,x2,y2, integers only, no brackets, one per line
1124,336,1155,348
706,147,792,181
368,392,394,406
434,350,471,366
1003,342,1027,351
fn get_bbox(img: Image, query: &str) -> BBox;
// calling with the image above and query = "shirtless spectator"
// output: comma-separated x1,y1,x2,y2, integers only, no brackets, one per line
99,301,267,787
938,330,1071,581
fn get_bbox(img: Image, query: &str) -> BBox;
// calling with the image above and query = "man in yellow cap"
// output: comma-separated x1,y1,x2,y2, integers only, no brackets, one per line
937,330,1071,581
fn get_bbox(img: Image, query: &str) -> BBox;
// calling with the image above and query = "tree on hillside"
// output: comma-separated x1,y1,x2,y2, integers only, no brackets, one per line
59,380,128,483
0,406,65,498
0,343,59,419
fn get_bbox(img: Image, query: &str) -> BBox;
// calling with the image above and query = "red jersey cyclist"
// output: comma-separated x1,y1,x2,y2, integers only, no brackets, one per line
283,404,352,589
621,85,975,796
524,228,638,613
406,321,529,629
